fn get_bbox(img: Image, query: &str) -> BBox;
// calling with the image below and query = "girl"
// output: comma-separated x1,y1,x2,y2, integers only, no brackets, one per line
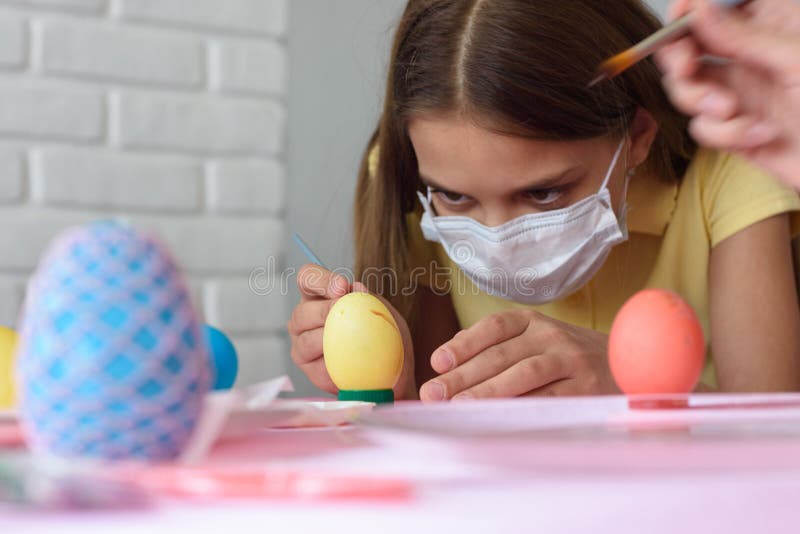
288,0,800,400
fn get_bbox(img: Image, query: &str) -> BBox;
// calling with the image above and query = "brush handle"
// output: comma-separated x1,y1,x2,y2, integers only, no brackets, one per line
636,0,753,58
629,13,694,60
591,0,753,85
292,233,328,269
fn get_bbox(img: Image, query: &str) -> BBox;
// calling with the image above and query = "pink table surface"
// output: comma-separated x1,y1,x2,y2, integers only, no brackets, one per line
5,394,800,533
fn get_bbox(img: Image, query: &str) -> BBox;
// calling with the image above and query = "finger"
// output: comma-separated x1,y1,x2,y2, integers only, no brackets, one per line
689,114,780,150
693,0,800,75
662,74,738,119
452,354,566,400
297,264,349,300
352,281,369,293
523,378,575,397
668,0,693,21
420,335,531,401
430,312,531,374
656,36,701,79
288,299,337,335
298,360,338,395
654,41,682,77
290,327,324,365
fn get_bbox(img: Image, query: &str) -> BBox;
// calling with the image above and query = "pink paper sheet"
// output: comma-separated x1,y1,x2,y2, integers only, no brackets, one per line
6,394,800,533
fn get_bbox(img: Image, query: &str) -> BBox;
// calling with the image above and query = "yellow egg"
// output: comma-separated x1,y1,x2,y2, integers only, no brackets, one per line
0,326,18,409
323,292,403,392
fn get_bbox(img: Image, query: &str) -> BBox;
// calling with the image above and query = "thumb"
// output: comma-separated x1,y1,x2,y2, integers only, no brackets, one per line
693,0,800,75
352,281,370,293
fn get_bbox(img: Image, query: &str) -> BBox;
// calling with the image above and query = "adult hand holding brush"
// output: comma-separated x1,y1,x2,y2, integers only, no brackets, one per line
657,0,800,188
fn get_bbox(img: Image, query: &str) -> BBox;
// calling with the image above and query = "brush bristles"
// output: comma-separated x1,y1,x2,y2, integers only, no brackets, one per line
601,51,636,78
588,50,638,87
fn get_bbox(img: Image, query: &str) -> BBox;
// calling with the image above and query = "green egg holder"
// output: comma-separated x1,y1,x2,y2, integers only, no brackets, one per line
338,389,394,404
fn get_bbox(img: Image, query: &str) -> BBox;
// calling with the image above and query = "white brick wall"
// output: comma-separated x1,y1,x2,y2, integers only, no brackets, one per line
0,0,289,385
210,40,285,97
0,276,23,329
0,148,24,203
112,0,287,37
204,279,288,335
0,0,105,14
0,83,105,141
35,20,205,87
206,159,284,215
30,149,202,211
232,336,288,387
0,16,27,67
111,92,284,155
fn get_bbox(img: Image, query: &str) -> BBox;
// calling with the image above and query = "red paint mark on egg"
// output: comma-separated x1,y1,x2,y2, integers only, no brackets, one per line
609,289,705,395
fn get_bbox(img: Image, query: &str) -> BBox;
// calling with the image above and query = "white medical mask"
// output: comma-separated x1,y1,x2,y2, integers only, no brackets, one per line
417,139,629,304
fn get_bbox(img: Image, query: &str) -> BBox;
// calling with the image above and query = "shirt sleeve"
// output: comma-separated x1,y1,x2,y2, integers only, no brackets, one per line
699,150,800,247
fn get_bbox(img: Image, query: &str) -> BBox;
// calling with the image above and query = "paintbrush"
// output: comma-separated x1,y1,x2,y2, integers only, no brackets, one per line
292,232,329,269
589,0,752,87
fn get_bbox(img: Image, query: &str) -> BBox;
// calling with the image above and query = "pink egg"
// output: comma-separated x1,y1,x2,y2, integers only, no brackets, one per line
609,289,705,395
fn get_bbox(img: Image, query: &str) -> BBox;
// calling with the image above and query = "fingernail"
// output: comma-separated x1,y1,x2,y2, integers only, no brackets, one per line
422,381,445,401
332,276,348,294
431,348,455,372
746,122,779,145
453,392,474,401
699,93,729,116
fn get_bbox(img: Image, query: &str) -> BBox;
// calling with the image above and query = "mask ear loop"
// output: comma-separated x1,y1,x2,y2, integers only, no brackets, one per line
621,137,634,205
416,187,436,216
618,139,635,235
416,186,447,245
599,137,627,193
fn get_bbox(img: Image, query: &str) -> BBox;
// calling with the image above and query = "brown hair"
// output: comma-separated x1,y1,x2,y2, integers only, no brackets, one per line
355,0,696,319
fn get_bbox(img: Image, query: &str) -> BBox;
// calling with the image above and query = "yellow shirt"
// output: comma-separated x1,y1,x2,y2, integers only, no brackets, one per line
406,149,800,385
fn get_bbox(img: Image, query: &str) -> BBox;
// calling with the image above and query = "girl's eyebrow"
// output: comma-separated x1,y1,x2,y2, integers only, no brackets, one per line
418,174,449,190
419,166,581,194
513,166,582,192
419,175,467,196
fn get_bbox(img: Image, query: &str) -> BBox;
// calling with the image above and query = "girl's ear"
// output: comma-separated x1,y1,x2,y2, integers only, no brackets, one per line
628,108,659,170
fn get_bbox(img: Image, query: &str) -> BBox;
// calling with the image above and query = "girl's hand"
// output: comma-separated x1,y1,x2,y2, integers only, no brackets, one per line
418,310,618,400
287,264,416,398
657,0,800,188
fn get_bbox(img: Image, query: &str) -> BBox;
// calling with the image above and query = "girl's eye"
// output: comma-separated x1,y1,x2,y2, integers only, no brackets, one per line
432,189,473,206
522,188,563,206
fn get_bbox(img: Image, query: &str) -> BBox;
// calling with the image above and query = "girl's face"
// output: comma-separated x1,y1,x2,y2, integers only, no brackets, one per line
408,113,655,226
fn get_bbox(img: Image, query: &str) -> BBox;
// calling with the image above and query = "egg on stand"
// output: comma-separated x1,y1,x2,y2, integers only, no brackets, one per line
609,289,706,409
323,292,404,404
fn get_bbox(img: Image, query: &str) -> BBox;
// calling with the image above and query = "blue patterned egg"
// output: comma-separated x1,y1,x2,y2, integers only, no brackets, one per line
17,221,211,461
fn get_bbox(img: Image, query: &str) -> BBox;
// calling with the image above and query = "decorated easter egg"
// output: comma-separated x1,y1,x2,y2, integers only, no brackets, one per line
609,289,705,395
203,324,238,390
0,326,18,409
323,292,403,403
17,221,211,461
